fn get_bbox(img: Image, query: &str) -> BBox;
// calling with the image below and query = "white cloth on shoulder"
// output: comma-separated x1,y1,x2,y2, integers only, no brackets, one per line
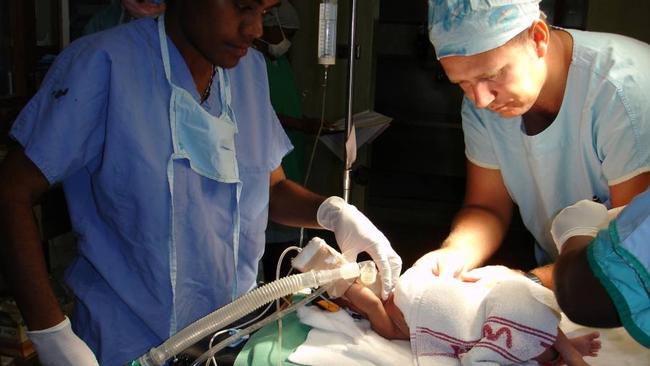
289,305,412,366
394,266,561,366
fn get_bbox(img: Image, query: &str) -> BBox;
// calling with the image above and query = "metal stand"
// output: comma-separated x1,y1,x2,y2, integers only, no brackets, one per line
342,0,358,202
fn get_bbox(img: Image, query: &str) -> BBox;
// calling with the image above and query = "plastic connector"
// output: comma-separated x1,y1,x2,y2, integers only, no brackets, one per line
292,238,384,298
313,263,360,286
358,261,377,286
292,237,355,297
339,262,362,280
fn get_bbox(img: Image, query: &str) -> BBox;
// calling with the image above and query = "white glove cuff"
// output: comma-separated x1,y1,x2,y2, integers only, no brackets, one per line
27,316,71,336
552,200,608,253
27,316,99,366
556,227,600,252
317,196,349,230
606,206,625,223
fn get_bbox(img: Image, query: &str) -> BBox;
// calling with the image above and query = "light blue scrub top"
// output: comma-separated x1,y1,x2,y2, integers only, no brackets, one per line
462,29,650,260
10,18,292,365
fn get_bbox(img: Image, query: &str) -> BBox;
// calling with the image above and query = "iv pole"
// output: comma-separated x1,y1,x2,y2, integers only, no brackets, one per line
342,0,358,203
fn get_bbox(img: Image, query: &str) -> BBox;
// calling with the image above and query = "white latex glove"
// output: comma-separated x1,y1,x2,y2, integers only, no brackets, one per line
27,316,99,366
317,196,402,300
551,199,609,253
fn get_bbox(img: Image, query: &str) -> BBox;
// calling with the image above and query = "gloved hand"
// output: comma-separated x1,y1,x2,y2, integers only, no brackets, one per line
460,265,518,283
317,196,402,300
27,316,99,366
551,199,609,253
413,247,466,279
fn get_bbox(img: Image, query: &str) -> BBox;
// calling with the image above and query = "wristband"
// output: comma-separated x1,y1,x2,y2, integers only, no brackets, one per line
524,272,543,286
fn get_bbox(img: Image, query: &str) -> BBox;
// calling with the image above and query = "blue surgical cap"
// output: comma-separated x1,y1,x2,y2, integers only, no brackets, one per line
428,0,541,59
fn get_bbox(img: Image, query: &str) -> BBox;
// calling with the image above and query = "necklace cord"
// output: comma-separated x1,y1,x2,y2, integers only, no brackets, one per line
201,65,217,104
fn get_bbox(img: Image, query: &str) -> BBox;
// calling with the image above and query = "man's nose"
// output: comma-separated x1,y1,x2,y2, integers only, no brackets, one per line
472,82,496,109
243,14,264,42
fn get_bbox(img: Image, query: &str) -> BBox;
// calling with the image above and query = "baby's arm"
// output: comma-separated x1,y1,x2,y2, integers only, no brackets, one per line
343,283,409,340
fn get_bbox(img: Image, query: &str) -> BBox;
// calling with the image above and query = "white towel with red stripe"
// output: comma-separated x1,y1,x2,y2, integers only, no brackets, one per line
289,271,649,366
289,305,412,366
394,266,561,366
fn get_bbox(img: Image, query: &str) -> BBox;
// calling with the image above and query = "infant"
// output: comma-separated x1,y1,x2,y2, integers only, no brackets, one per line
341,265,600,366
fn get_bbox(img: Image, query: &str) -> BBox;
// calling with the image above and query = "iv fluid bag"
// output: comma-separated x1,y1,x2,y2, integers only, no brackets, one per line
318,1,337,65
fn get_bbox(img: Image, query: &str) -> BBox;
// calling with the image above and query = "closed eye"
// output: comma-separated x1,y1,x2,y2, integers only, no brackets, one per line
484,67,506,82
234,0,255,12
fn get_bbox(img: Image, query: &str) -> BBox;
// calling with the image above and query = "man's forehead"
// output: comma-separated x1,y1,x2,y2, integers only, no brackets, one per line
255,0,281,8
442,52,503,83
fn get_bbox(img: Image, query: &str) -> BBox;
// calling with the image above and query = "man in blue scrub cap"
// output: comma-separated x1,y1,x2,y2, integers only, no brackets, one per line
0,1,401,365
416,0,650,287
83,0,167,35
552,188,650,347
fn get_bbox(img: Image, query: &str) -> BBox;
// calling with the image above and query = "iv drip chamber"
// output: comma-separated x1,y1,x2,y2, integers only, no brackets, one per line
318,0,338,65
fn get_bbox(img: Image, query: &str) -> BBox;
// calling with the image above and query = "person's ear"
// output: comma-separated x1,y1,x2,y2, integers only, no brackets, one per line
529,19,550,58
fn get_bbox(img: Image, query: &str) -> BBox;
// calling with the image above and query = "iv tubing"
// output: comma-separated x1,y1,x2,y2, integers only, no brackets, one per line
191,288,327,366
205,245,300,366
299,65,330,247
302,66,329,190
136,264,360,366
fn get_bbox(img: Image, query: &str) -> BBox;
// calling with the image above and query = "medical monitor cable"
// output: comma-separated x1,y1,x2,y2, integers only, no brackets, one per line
299,65,330,249
205,246,301,366
206,329,230,366
199,245,322,366
274,246,302,366
192,288,327,366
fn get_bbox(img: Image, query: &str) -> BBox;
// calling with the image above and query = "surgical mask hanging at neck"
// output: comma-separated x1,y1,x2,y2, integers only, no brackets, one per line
260,9,293,58
267,38,292,58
